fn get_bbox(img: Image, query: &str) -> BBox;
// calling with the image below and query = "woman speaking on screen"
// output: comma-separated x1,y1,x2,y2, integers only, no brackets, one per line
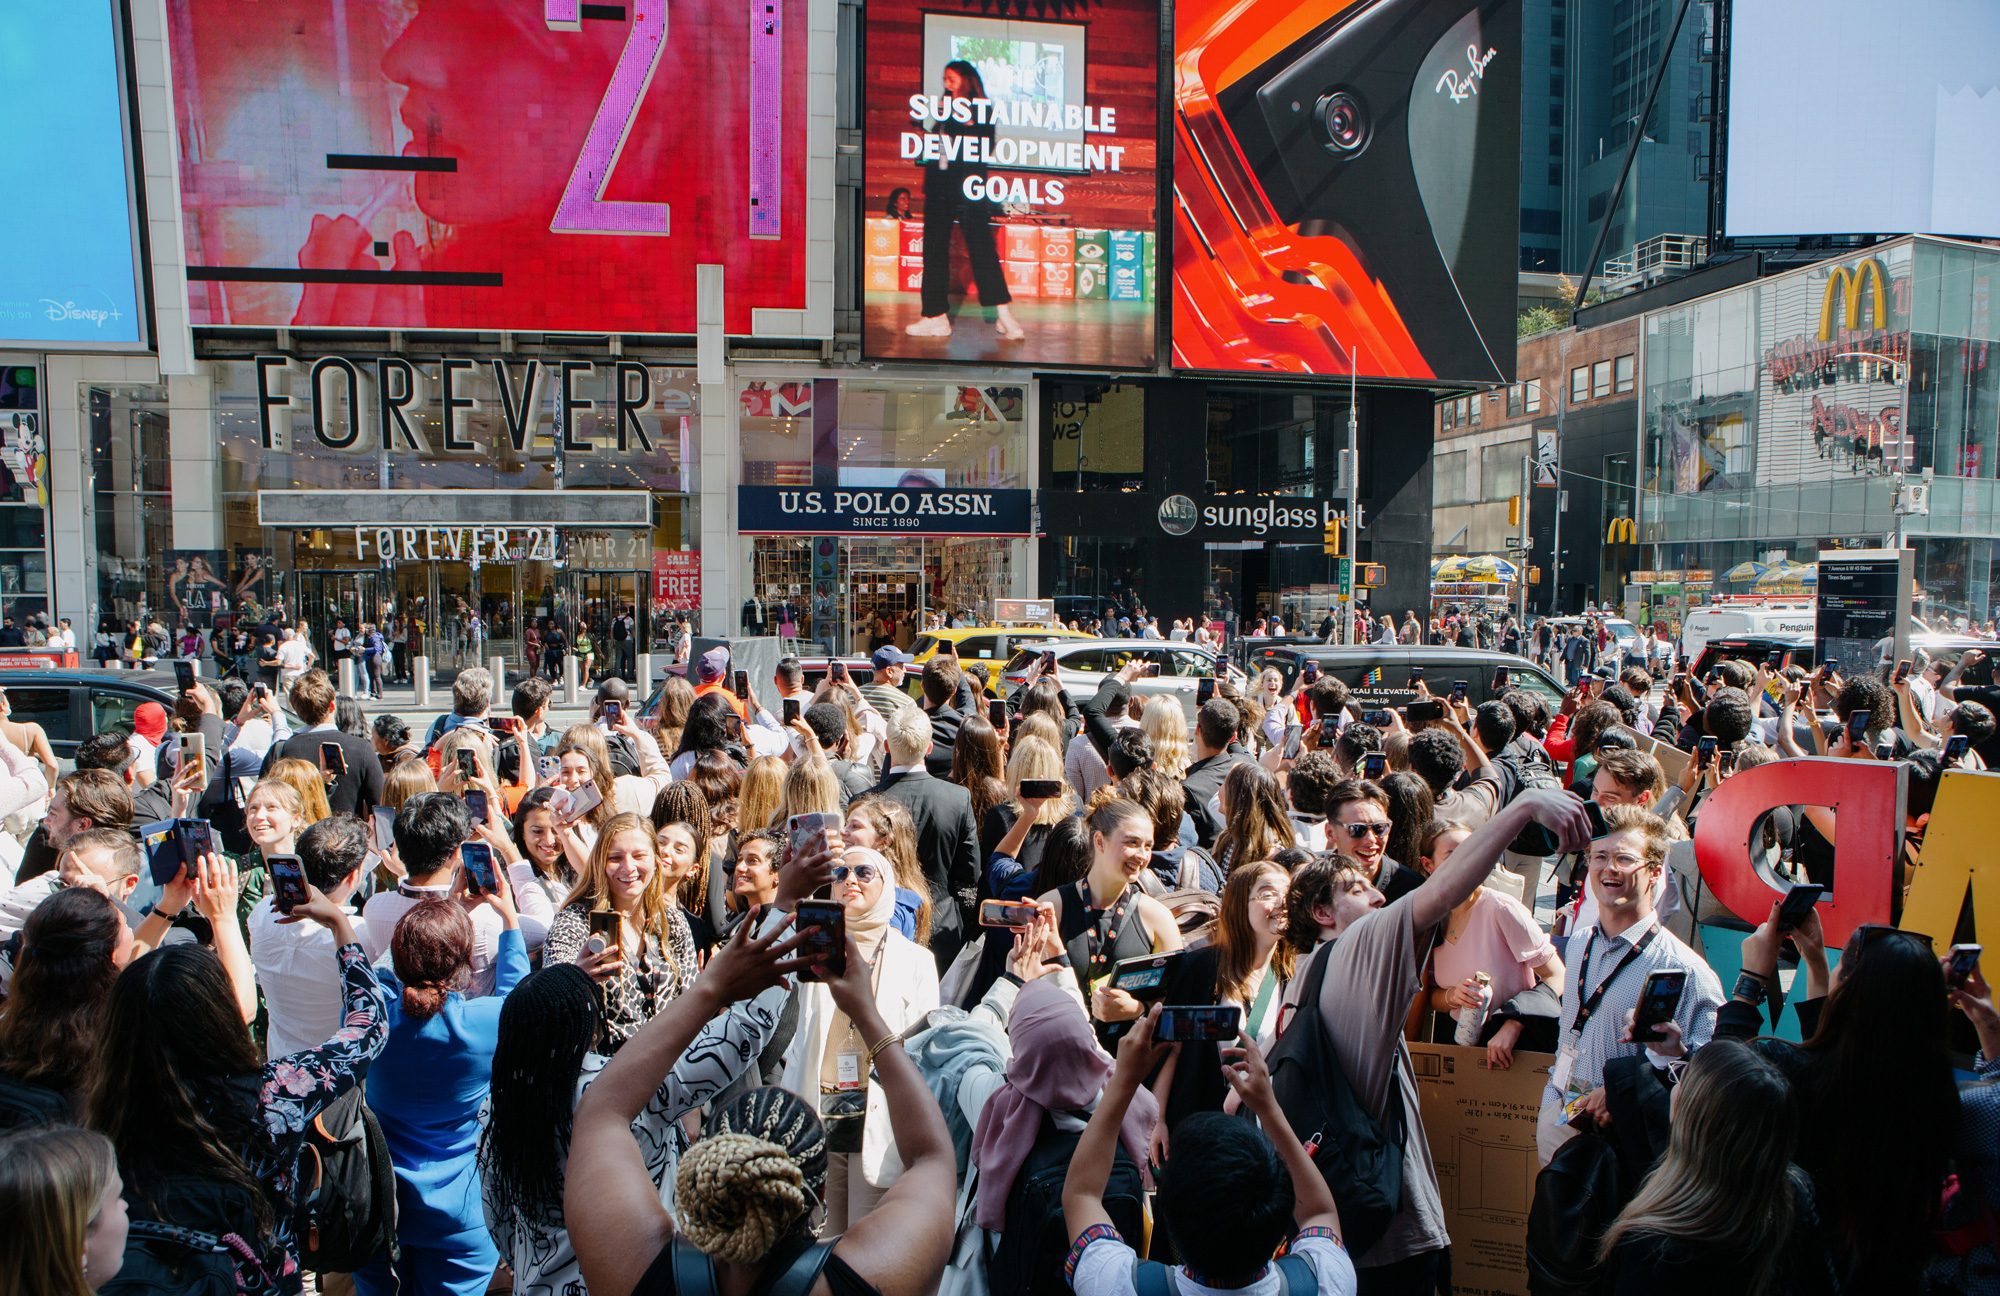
907,60,1025,343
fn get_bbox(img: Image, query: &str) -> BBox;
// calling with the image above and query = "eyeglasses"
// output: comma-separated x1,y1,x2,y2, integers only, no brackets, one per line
832,864,880,884
1341,821,1392,840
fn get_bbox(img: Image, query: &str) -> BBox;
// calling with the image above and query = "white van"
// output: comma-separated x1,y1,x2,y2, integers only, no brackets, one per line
1680,603,1816,662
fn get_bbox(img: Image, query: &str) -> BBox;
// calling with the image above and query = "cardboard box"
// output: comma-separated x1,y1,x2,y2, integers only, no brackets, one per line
1040,260,1074,298
863,256,899,293
1040,227,1076,264
1004,224,1041,263
1002,259,1041,298
863,217,899,260
1410,1043,1555,1296
1075,230,1110,299
898,256,925,293
900,219,925,259
1108,230,1144,300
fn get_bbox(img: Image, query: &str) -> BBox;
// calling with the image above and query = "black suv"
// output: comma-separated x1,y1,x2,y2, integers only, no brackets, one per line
1242,644,1565,711
0,669,181,761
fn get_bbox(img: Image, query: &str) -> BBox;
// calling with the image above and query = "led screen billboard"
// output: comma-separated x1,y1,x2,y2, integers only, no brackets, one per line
1172,0,1519,382
0,0,147,349
165,0,809,334
1723,0,2000,238
861,0,1158,367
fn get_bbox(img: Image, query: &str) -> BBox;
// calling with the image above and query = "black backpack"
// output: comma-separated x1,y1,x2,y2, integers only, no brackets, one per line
987,1117,1147,1296
0,1068,72,1133
101,1176,279,1296
1265,941,1405,1259
1524,1129,1626,1296
1496,741,1563,857
293,1084,397,1274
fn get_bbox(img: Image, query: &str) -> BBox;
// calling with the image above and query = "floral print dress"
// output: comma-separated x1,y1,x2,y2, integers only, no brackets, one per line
226,942,388,1293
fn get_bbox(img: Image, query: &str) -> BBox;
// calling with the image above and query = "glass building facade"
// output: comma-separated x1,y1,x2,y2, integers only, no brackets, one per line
1641,236,2000,628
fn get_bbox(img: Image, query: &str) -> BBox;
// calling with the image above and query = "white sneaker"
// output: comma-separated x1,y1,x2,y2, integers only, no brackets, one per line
905,315,952,337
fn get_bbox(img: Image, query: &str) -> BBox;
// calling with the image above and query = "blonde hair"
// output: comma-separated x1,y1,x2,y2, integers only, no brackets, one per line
382,757,438,809
1013,711,1063,754
675,1132,809,1265
1005,735,1075,826
737,757,786,836
773,752,842,827
885,706,932,766
1141,697,1190,781
252,769,325,825
563,813,679,945
847,794,931,946
0,1125,117,1296
554,726,617,828
439,729,498,787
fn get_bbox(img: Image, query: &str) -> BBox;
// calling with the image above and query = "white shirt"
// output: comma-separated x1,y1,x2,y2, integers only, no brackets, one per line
46,628,73,650
359,864,555,994
248,896,372,1060
276,639,309,674
332,627,351,652
1071,1232,1354,1296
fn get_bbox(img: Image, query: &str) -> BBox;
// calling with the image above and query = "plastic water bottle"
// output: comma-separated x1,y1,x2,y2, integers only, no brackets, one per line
1454,972,1494,1046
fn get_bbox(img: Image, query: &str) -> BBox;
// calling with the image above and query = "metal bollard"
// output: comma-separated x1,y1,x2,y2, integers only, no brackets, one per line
192,656,209,677
337,657,358,698
413,656,431,708
489,655,507,692
562,653,580,706
636,652,655,697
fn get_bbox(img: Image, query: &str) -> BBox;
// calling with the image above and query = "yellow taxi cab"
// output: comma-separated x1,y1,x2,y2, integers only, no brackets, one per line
909,624,1097,694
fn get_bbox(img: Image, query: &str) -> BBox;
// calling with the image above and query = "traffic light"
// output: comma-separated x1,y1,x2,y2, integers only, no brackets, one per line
1508,495,1521,527
1323,518,1341,556
1359,563,1387,588
1528,566,1542,584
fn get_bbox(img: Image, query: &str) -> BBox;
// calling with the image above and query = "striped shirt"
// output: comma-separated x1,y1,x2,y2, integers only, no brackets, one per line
859,680,918,721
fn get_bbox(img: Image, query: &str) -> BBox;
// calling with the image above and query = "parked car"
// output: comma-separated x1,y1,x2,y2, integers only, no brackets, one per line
0,669,181,761
1679,603,1815,664
1242,644,1567,712
910,625,1096,692
997,638,1244,721
1689,635,1814,682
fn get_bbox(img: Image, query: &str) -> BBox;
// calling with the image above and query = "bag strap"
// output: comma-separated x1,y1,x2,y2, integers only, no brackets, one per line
762,1239,838,1296
128,1219,228,1254
1273,1253,1317,1296
1131,1259,1176,1296
672,1237,720,1296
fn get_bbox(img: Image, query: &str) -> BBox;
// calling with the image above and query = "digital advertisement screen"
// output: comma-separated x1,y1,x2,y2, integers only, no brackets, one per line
165,0,809,334
0,0,147,349
1173,0,1519,382
1724,0,2000,238
862,0,1158,368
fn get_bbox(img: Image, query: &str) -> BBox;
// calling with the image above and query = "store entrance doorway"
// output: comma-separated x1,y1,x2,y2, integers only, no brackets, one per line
296,571,381,676
851,569,922,652
574,572,642,682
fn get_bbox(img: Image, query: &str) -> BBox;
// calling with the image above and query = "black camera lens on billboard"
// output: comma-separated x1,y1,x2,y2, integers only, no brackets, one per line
1316,90,1369,155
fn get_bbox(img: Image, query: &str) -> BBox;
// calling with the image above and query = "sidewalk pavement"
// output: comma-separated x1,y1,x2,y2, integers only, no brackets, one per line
334,663,634,733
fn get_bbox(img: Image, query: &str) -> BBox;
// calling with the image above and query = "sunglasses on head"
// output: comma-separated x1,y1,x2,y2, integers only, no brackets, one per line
1342,821,1391,840
1853,923,1934,953
832,864,880,884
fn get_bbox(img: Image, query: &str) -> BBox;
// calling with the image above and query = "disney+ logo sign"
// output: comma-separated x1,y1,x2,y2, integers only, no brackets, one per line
41,299,124,328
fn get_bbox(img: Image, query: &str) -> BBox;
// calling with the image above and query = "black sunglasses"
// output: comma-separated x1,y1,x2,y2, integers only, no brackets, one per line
1341,821,1391,840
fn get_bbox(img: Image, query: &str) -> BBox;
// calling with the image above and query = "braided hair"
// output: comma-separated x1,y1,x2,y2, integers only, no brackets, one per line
677,1087,827,1264
478,965,603,1228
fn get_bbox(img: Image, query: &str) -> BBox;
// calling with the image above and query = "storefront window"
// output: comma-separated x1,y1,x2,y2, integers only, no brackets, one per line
1048,383,1144,491
88,384,172,633
0,366,47,632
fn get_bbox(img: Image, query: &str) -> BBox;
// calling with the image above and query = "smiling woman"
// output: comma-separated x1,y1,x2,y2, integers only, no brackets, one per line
1039,797,1184,1047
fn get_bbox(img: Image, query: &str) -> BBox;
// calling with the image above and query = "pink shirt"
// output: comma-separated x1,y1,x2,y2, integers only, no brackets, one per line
1432,887,1555,1006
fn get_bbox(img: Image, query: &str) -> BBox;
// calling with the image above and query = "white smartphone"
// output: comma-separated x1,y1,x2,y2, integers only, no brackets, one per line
176,732,207,778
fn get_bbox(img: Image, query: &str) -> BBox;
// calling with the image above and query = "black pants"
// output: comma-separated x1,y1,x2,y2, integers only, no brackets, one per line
1357,1246,1450,1296
920,186,1012,317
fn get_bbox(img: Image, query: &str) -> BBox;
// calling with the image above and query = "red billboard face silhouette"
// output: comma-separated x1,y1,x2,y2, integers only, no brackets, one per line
170,0,807,333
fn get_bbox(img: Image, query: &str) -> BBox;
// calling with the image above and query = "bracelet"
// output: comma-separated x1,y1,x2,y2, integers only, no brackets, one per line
1732,970,1770,1002
866,1034,902,1066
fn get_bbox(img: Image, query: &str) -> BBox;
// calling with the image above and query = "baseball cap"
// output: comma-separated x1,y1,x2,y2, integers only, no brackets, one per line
697,645,730,683
871,645,914,669
133,702,169,744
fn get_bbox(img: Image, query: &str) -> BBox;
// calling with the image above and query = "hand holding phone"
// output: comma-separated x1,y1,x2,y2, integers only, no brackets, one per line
979,899,1040,929
1945,734,1972,767
830,661,849,683
783,698,801,725
796,899,847,981
1697,736,1718,769
603,700,623,726
321,741,347,778
1361,752,1387,780
174,659,196,693
268,853,309,914
1949,943,1984,990
1774,883,1824,932
459,842,499,895
1630,970,1687,1043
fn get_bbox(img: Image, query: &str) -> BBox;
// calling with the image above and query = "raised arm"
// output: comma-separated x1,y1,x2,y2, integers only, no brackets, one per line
1409,789,1590,933
1065,1004,1170,1243
1222,1032,1341,1237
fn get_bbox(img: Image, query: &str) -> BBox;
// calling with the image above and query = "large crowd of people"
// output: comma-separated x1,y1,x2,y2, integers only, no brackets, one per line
0,634,1994,1296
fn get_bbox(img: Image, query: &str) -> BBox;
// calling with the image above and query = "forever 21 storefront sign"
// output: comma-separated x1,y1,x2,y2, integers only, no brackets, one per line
738,486,1033,536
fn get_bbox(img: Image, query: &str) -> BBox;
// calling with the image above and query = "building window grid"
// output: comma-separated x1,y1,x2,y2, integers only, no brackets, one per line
1614,354,1636,393
1571,367,1590,402
1592,360,1612,398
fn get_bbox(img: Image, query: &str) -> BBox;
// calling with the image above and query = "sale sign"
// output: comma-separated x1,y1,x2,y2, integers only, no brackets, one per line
165,0,809,334
653,551,701,611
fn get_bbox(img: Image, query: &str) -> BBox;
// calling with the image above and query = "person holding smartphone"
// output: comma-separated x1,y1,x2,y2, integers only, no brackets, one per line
779,844,940,1231
357,881,523,1296
260,670,384,818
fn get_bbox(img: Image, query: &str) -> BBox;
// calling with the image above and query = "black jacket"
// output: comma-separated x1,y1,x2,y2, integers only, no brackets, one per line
1181,747,1249,848
261,729,384,817
871,767,979,970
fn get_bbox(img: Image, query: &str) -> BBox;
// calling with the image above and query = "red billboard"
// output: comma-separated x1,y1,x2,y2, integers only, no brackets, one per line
165,0,809,334
860,0,1158,368
1172,0,1519,381
653,550,701,610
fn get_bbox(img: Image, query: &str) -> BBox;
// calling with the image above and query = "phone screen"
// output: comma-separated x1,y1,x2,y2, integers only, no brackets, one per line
604,700,623,725
1582,800,1611,839
175,818,214,867
1895,659,1912,684
456,748,478,780
374,804,397,852
1631,971,1687,1042
1019,779,1064,800
1847,710,1872,743
1040,650,1058,673
783,698,801,725
174,660,196,692
1450,681,1468,702
796,900,846,981
1949,944,1984,989
1319,714,1340,743
1697,736,1718,767
459,842,498,894
463,789,490,824
978,899,1039,929
1197,677,1216,706
1408,666,1424,686
1493,667,1510,689
1946,734,1972,766
989,699,1007,727
733,670,749,700
830,661,848,683
269,854,309,913
1362,753,1387,780
1407,700,1445,723
321,741,346,777
1363,709,1393,727
1155,1005,1242,1043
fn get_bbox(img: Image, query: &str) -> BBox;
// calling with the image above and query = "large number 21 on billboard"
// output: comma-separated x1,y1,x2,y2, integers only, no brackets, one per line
1173,0,1520,382
166,0,807,334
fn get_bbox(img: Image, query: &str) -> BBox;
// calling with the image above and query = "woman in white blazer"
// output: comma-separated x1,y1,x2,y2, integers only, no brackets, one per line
781,845,940,1230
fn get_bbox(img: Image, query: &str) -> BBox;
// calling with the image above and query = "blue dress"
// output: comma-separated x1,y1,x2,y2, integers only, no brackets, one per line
355,927,529,1296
